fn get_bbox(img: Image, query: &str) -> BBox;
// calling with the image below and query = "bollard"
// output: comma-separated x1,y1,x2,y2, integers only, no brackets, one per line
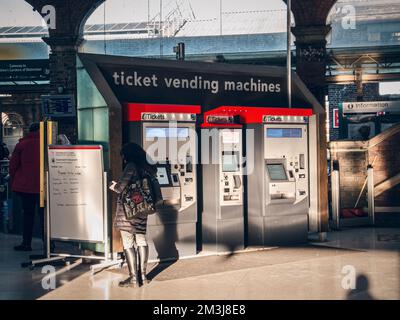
331,161,341,229
367,165,375,226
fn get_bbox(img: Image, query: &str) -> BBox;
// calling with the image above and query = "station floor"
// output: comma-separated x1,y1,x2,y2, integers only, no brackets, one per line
1,227,399,300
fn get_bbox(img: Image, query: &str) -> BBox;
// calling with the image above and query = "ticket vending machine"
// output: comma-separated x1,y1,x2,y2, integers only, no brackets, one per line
124,104,199,260
248,115,310,246
201,117,244,253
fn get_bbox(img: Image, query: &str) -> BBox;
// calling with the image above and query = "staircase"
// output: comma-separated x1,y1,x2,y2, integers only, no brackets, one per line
374,171,400,227
375,172,400,197
330,123,400,228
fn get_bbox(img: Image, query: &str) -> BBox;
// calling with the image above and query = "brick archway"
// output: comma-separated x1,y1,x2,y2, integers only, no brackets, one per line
23,0,337,236
24,0,338,99
287,0,337,26
25,0,338,41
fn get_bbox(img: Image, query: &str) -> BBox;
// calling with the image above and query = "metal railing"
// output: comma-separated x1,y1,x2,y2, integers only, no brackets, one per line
330,160,375,229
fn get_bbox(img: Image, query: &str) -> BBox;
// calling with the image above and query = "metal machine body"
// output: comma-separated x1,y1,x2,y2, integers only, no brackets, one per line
202,127,244,253
248,115,309,246
125,110,198,260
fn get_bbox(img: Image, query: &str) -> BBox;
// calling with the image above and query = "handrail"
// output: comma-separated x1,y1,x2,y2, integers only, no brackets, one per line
368,123,400,149
375,172,400,197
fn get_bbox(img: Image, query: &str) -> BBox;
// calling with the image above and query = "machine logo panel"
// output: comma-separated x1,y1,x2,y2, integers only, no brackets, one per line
141,112,196,122
206,115,235,124
263,115,308,124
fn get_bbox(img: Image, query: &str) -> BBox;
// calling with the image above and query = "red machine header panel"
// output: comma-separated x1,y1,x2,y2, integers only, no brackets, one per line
124,103,201,121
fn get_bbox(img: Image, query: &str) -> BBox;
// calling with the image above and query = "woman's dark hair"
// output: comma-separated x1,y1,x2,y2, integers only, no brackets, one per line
120,143,157,175
29,122,40,133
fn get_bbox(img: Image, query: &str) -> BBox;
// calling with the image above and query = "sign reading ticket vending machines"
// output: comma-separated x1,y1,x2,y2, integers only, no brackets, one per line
124,103,200,260
78,53,327,257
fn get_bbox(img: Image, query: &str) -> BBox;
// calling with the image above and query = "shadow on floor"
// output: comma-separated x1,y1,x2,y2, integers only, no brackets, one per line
346,274,376,300
147,259,178,281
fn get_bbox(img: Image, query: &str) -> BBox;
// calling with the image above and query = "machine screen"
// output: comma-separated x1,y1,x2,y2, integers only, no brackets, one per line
267,128,302,138
222,152,240,172
156,167,170,186
146,127,189,139
177,128,189,138
267,164,288,180
222,131,240,144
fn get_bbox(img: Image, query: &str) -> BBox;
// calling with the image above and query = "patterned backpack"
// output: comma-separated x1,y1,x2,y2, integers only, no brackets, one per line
122,175,157,220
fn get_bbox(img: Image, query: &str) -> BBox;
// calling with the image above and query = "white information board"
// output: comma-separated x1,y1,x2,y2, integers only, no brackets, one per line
48,145,104,242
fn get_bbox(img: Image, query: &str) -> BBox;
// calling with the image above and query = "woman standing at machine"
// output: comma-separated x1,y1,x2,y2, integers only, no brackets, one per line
110,143,160,288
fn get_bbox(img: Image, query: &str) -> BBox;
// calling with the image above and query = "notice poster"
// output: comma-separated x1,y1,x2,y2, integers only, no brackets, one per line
48,145,104,242
333,108,339,129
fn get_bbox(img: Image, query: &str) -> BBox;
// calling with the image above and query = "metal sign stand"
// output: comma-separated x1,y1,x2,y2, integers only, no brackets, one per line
26,172,121,274
90,172,122,275
331,161,341,230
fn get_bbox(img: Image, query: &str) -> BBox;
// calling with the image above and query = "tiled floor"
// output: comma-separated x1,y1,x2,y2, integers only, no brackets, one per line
1,228,399,300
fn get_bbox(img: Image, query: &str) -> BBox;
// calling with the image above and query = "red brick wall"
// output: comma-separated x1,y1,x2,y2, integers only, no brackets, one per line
335,151,368,209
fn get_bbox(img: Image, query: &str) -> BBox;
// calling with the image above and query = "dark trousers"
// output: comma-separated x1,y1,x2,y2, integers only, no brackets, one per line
18,192,44,246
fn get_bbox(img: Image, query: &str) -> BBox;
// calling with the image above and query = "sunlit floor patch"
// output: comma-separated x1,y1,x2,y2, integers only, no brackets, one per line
108,245,357,282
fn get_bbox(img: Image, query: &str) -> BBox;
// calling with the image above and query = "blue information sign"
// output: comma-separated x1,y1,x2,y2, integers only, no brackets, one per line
42,95,76,118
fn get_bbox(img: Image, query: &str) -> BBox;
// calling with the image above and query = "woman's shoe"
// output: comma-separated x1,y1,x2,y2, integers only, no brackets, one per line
119,247,138,288
119,276,137,288
141,275,150,285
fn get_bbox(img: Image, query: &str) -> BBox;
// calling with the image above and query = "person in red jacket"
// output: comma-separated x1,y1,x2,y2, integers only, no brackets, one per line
9,123,43,251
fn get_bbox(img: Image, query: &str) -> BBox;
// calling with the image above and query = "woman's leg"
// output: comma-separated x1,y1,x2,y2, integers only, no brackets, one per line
120,230,135,250
119,230,138,287
135,233,149,284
